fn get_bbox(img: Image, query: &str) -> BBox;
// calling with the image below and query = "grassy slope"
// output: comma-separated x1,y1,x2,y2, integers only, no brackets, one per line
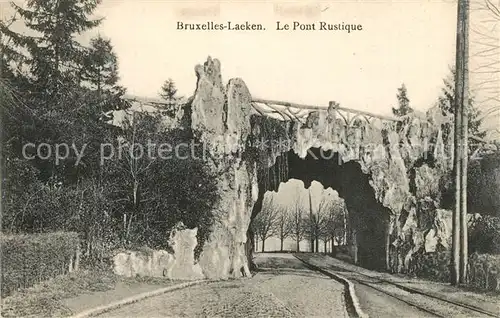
1,269,175,318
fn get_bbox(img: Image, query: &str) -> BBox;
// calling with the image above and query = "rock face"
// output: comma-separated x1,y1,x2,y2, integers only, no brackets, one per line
167,226,205,280
113,224,204,280
113,249,172,278
246,100,454,271
191,57,258,279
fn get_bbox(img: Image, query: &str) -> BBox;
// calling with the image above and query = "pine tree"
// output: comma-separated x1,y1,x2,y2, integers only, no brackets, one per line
160,79,178,101
392,83,414,117
438,67,486,139
0,0,108,183
0,0,102,106
159,78,179,117
82,34,127,112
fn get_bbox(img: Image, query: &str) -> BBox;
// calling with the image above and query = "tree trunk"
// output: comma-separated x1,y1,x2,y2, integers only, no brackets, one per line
261,238,265,252
324,240,327,254
352,231,358,264
385,218,391,272
331,235,337,257
296,239,300,252
280,238,284,252
315,237,319,253
246,227,256,271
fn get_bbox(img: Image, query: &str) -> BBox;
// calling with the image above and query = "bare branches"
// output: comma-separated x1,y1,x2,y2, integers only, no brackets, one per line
252,194,280,252
485,0,500,19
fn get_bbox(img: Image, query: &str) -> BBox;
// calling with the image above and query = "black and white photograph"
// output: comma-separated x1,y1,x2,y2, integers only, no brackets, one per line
1,0,499,317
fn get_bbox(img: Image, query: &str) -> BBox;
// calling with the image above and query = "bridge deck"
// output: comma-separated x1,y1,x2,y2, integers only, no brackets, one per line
121,95,492,145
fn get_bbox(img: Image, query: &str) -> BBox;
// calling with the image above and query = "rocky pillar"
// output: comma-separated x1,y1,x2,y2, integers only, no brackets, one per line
191,57,258,279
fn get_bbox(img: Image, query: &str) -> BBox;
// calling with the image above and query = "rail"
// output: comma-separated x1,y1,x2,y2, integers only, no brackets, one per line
121,95,497,146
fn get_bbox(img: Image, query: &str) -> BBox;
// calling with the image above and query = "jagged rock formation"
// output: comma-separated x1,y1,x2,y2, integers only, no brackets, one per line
113,224,204,280
186,56,460,278
109,57,499,282
191,58,258,279
114,57,496,280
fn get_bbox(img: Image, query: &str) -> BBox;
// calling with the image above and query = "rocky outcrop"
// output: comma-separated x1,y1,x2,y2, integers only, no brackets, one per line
246,96,454,271
113,249,172,278
191,58,258,279
113,224,204,280
169,56,495,278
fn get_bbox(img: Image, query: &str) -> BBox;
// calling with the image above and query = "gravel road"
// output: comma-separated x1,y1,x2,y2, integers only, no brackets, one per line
99,253,348,318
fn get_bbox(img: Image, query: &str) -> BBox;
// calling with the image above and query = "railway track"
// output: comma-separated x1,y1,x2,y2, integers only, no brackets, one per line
294,255,499,318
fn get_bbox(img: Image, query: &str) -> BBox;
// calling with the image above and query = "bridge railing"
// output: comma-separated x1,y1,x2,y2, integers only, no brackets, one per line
119,95,495,147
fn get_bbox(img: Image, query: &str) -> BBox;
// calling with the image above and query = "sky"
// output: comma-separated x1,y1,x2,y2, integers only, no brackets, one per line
1,0,498,205
2,0,498,122
84,0,458,116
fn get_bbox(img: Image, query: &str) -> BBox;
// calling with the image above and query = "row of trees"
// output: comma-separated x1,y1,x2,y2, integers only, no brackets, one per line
252,190,347,253
1,0,217,264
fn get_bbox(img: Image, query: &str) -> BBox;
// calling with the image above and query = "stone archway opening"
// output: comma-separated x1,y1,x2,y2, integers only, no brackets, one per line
249,147,392,271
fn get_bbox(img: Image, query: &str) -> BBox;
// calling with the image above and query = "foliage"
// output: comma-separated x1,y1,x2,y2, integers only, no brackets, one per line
304,191,332,252
437,67,486,140
106,112,219,257
321,198,347,247
160,78,178,101
413,249,500,292
1,0,218,272
289,188,307,252
392,83,413,117
1,268,115,318
467,152,500,217
0,0,102,100
468,252,500,292
1,232,79,298
159,78,180,117
81,35,128,112
469,215,500,254
414,250,451,283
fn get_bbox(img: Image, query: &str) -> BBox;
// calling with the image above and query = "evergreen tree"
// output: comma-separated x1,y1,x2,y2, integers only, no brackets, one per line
0,0,108,184
160,78,178,101
437,67,486,139
0,0,102,106
392,83,413,117
82,34,127,112
159,78,179,117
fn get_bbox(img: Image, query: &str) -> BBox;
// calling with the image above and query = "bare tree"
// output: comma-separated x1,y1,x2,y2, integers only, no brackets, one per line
274,203,293,252
322,198,347,256
113,112,162,245
252,194,279,252
290,190,307,252
470,0,500,140
306,194,332,253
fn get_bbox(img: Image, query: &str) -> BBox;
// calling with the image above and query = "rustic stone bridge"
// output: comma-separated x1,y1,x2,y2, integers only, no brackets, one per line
123,57,497,280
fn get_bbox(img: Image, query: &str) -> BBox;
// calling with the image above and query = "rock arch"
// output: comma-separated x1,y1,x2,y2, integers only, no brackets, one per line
186,57,454,279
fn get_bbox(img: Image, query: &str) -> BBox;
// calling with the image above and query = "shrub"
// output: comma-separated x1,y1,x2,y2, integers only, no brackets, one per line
1,232,79,297
468,253,500,292
469,215,500,254
413,248,451,282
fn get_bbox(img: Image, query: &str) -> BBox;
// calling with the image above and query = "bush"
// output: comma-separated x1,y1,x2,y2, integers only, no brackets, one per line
1,232,79,297
469,215,500,254
468,253,500,292
1,269,117,318
413,248,451,282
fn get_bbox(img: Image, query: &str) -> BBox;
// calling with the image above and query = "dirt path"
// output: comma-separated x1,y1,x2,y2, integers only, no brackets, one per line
99,253,348,317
